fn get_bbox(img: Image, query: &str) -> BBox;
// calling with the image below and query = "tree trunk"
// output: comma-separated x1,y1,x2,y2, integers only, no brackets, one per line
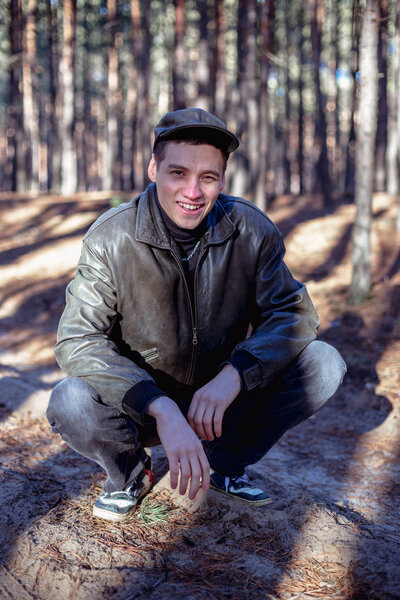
308,0,331,205
130,0,151,191
344,0,361,197
212,0,227,116
230,0,248,197
387,1,399,205
196,0,209,111
396,3,400,231
22,0,40,191
173,0,186,110
59,0,77,194
103,0,122,191
298,1,305,195
255,0,274,209
245,0,259,194
348,0,379,305
142,0,152,183
375,0,388,192
45,0,60,191
8,0,25,191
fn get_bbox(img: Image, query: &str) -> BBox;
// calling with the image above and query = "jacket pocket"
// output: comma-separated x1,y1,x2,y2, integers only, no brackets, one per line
139,347,159,363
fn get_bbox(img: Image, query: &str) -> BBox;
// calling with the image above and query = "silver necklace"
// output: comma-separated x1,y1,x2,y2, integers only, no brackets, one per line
181,240,201,262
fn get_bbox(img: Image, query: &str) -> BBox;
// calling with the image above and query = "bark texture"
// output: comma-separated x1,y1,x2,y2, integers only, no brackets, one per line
348,0,379,305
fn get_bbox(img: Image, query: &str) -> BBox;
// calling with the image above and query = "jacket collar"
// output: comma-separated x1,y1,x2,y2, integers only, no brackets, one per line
135,183,235,249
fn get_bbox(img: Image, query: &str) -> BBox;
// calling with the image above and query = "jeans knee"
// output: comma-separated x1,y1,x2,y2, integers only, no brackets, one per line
303,340,347,400
46,377,90,431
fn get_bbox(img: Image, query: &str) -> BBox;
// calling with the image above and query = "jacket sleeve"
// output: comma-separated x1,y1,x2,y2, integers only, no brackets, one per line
55,241,163,425
232,230,320,391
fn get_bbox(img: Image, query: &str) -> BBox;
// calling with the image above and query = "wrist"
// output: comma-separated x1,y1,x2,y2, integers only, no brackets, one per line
146,395,180,420
220,363,241,393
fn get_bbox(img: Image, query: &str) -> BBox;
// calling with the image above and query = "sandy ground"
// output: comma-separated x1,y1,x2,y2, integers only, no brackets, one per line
0,190,399,599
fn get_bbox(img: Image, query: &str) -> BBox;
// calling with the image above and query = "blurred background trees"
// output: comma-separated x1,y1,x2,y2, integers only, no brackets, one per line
0,0,397,204
0,0,399,304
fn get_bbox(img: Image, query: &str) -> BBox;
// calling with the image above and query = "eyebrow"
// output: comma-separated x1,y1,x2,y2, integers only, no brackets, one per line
167,163,221,178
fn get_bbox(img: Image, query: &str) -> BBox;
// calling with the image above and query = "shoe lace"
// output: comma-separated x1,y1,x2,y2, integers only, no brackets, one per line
224,474,249,491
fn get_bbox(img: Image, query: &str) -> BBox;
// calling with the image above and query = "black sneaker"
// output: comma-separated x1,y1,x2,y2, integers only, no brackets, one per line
93,456,154,522
210,470,272,506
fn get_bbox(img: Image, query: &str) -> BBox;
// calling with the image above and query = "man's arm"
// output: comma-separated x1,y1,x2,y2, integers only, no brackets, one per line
190,232,318,441
231,232,320,391
146,396,210,499
55,241,160,425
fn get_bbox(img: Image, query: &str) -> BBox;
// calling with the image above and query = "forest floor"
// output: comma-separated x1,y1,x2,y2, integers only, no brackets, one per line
0,189,399,600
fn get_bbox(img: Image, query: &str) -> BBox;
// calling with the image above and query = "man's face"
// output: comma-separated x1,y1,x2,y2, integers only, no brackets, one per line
147,142,226,229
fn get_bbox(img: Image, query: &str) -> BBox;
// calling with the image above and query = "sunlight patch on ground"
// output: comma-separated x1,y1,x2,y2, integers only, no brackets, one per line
44,211,99,238
0,237,82,319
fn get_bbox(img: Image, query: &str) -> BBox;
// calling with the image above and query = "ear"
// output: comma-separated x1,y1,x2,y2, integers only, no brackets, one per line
220,173,226,191
148,155,157,182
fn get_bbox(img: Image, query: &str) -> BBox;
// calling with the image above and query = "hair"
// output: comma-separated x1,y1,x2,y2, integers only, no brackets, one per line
153,129,230,171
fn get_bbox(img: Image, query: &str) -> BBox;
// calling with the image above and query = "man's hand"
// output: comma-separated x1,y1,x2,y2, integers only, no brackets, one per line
188,364,241,441
146,396,210,500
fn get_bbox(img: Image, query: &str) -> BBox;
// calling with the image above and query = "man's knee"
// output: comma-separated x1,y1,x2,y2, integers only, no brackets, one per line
46,377,93,432
300,340,347,401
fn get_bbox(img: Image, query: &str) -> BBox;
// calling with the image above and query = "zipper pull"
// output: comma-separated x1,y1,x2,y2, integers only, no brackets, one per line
192,328,198,345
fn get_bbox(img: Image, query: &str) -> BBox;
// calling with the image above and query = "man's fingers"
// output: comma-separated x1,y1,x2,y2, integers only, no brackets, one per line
213,407,224,438
191,402,208,440
203,406,215,441
199,452,210,491
169,456,180,490
179,458,191,495
188,461,202,500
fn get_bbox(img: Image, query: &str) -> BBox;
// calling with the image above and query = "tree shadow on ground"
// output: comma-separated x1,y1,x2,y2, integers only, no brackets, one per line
0,199,109,266
298,223,353,282
267,283,400,598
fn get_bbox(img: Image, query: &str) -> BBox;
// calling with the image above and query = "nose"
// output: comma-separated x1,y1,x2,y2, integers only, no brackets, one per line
183,178,202,200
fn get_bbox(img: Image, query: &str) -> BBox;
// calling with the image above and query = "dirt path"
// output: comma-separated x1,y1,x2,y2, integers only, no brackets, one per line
0,191,399,599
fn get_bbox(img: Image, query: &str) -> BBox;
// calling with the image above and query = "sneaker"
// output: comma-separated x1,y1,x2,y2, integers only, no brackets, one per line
93,456,154,522
210,470,272,506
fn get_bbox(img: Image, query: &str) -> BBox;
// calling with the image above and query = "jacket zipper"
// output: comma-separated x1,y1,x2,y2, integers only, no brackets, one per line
171,247,205,385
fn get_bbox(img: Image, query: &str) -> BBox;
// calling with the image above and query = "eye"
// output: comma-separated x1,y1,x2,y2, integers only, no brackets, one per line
203,175,217,182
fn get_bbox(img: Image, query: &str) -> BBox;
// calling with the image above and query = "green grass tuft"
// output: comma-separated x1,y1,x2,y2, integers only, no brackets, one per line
138,497,170,524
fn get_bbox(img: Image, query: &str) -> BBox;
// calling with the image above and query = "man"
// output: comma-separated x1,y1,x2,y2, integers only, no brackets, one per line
47,108,346,522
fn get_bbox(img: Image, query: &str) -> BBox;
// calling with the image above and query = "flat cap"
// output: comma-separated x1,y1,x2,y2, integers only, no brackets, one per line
153,108,239,153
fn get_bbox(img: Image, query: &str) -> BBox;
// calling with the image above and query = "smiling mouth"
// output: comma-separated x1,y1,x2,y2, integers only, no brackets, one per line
178,202,202,211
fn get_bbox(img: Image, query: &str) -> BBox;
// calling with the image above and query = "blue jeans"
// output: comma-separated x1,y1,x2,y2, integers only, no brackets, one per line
47,341,346,492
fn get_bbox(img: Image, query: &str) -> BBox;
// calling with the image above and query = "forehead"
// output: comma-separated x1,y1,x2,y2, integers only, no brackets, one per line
160,142,225,173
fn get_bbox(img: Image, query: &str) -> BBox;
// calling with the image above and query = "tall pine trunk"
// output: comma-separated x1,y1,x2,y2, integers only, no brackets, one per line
386,0,400,215
375,0,388,192
22,0,39,191
255,0,274,209
45,0,60,191
8,0,25,191
230,0,248,197
196,0,209,111
212,0,227,116
103,0,122,191
173,0,186,110
59,0,77,194
308,0,331,205
348,0,379,305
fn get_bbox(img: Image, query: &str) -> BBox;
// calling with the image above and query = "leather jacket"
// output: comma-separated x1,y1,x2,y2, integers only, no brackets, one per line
55,183,319,424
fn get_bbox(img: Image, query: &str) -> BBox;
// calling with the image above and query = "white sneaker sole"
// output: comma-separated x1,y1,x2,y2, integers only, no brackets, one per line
210,483,273,506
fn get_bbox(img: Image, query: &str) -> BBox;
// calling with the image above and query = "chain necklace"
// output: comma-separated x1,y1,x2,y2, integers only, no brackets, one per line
181,240,201,262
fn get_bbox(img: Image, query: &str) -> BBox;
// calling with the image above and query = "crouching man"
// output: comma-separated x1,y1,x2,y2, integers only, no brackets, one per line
47,108,346,521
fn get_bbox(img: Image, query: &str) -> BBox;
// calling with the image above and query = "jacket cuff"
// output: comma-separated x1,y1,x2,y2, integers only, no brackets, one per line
222,350,262,391
122,380,166,426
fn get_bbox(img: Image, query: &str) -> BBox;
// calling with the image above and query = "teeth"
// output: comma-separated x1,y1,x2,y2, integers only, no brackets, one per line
179,202,201,211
